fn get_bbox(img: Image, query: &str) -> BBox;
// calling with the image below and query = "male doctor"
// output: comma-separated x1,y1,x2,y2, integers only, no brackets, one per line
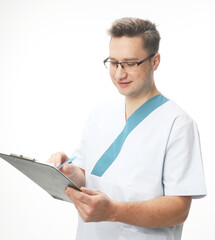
48,17,206,240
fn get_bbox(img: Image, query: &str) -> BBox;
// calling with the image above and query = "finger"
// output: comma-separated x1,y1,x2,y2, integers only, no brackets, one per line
64,187,79,201
55,153,69,168
62,163,73,173
65,187,91,204
60,164,76,179
80,187,99,196
64,189,89,219
47,152,69,168
47,153,60,166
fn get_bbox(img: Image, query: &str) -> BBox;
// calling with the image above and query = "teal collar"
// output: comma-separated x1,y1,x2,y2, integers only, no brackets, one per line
91,94,169,177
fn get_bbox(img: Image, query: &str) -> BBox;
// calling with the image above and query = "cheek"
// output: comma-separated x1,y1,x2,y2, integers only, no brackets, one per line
109,71,116,82
135,68,149,79
129,72,142,81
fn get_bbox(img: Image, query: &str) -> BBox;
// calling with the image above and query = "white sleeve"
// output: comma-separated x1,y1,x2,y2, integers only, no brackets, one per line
163,114,207,199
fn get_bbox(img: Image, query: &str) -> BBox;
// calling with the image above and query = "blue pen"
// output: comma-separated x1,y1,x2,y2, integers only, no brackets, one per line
57,156,77,170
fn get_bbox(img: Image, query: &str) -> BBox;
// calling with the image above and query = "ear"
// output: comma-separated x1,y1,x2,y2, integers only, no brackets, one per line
152,53,160,71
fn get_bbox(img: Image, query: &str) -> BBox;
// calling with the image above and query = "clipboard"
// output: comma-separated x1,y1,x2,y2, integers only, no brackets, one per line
0,153,80,203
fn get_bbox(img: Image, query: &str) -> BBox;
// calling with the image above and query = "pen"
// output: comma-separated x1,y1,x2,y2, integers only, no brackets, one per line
57,156,77,170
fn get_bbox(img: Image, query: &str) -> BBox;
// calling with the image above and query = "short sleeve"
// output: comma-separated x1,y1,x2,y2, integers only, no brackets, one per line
163,114,207,199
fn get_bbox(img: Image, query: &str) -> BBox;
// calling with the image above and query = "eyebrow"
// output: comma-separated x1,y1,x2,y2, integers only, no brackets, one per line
109,57,139,61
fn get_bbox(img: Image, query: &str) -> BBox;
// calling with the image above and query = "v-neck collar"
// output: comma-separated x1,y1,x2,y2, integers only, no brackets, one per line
91,94,169,177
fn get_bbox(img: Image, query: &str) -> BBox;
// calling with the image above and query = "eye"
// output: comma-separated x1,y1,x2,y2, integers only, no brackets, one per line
109,61,118,67
126,62,136,67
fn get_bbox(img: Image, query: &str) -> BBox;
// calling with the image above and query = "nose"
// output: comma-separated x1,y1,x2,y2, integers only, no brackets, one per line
114,64,127,81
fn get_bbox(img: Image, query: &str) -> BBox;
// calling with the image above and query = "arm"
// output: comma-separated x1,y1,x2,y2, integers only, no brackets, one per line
111,195,192,228
65,187,192,228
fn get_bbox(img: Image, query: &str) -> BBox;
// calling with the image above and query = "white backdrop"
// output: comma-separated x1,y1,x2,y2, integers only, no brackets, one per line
0,0,214,239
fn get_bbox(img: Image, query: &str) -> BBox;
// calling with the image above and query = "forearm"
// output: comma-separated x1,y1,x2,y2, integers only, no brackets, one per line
110,196,192,228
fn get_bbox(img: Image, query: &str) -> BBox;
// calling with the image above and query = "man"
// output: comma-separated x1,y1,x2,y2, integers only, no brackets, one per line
49,17,206,239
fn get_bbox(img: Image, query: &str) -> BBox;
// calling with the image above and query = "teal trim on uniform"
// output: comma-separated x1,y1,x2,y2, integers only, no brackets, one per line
91,94,169,177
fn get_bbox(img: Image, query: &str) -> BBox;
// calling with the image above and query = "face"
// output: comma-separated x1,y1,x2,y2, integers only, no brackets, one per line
109,36,160,100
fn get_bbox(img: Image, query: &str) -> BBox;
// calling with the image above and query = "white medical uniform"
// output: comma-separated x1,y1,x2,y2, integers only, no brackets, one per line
72,94,206,240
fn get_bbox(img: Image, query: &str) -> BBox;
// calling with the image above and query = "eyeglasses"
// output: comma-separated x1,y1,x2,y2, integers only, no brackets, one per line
103,53,156,72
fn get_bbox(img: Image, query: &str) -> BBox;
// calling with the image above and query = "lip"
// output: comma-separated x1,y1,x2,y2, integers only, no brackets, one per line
117,81,132,88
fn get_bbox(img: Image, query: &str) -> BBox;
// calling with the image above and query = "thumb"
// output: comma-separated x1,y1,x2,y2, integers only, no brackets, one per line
80,187,99,196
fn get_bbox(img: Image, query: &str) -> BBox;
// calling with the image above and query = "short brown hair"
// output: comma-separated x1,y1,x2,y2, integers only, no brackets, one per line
108,17,160,54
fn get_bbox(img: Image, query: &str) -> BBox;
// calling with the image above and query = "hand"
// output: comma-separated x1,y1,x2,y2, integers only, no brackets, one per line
47,151,69,168
47,152,85,188
65,187,116,223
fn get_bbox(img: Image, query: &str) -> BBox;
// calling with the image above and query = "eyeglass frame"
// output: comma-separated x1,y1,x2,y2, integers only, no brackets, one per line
103,53,156,70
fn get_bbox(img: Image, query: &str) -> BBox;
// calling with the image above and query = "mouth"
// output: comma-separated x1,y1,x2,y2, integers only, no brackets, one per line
117,81,132,88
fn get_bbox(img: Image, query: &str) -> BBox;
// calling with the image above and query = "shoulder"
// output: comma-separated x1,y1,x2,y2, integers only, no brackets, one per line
159,95,199,136
161,95,194,120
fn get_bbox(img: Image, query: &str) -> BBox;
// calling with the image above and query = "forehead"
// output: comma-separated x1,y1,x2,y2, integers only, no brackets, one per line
109,36,146,60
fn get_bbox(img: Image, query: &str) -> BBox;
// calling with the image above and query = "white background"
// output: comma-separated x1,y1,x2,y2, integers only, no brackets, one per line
0,0,214,239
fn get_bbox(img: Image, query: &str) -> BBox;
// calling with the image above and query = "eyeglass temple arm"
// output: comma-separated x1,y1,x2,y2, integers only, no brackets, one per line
137,53,156,66
104,57,109,65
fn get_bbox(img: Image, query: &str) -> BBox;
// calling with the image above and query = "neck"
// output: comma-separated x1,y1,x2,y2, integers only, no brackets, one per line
125,86,159,120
